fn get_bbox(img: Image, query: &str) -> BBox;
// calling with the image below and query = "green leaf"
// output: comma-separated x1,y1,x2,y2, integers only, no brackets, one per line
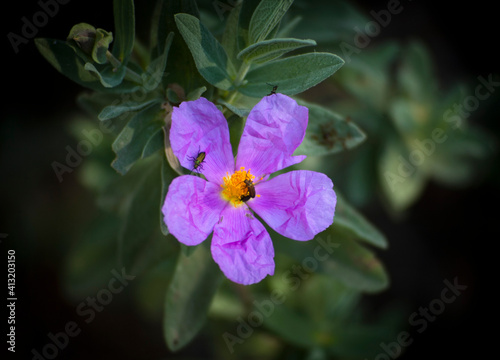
334,42,400,112
98,97,163,121
111,103,163,174
153,0,206,91
186,86,207,101
322,231,389,292
175,13,234,90
142,128,164,158
117,157,169,274
248,0,294,44
272,225,388,292
217,99,251,117
66,23,112,64
164,244,222,351
35,38,137,93
333,194,388,249
93,28,114,64
160,156,175,236
84,62,127,88
237,0,261,50
378,139,427,211
63,211,121,301
221,1,243,69
262,302,317,348
142,32,174,91
112,0,135,62
239,52,344,97
397,41,437,102
295,100,366,156
237,38,316,64
286,1,369,45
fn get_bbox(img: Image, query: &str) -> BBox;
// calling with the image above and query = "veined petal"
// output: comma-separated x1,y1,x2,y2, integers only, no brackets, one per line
170,97,234,183
163,175,227,246
236,94,308,177
211,206,275,285
249,170,336,241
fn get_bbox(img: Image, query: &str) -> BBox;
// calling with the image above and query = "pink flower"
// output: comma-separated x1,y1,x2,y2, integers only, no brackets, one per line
162,94,336,285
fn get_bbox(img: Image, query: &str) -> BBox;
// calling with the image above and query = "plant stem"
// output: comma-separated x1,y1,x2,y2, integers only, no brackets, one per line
233,61,251,88
106,51,143,85
226,61,251,105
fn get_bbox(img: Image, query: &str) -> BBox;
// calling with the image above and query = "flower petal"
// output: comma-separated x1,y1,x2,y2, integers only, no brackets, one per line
170,97,234,183
236,94,308,177
211,206,275,285
249,170,336,241
163,175,227,246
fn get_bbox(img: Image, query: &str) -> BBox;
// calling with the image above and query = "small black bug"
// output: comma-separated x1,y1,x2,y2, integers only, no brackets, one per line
266,83,278,96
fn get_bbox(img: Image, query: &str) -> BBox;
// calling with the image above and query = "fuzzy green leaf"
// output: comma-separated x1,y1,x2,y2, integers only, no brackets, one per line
237,38,316,64
333,194,388,249
142,32,174,91
35,38,137,93
112,0,135,62
111,103,163,174
98,97,163,121
272,223,388,292
239,52,344,97
296,100,366,156
221,1,243,69
174,13,233,90
320,231,389,292
378,139,427,211
116,157,176,276
164,244,222,351
248,0,294,44
84,62,127,88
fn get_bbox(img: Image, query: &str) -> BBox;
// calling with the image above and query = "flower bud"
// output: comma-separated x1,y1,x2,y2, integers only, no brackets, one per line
67,23,113,64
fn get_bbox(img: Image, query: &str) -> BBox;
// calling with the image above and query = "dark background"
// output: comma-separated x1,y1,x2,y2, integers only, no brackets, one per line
2,0,497,359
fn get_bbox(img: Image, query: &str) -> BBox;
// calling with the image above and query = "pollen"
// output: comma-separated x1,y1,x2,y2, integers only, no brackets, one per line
221,167,260,207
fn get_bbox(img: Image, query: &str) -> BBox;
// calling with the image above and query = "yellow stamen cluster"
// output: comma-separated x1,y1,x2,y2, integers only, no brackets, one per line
221,167,256,207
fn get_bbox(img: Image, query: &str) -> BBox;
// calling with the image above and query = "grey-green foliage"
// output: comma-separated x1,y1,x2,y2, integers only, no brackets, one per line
36,0,398,356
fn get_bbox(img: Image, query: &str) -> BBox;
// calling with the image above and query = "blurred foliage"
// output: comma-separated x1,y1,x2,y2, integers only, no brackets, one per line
34,0,495,358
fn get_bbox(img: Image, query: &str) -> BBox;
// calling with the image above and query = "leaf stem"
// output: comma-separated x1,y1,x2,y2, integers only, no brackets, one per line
226,61,252,105
233,61,251,88
106,50,143,85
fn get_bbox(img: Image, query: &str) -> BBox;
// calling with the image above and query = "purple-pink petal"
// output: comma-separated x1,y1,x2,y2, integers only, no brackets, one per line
170,97,234,183
162,175,227,246
211,206,275,285
236,93,308,178
248,170,336,241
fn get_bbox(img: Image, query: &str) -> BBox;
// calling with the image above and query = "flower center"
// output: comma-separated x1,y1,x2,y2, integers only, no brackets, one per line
221,167,260,207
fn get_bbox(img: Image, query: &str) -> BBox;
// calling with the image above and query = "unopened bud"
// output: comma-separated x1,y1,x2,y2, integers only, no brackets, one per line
67,23,113,64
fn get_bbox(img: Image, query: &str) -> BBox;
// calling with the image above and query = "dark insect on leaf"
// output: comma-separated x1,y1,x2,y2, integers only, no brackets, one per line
266,83,278,96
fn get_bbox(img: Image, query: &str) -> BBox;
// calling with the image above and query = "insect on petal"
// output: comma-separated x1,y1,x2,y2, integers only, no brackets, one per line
170,97,234,183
